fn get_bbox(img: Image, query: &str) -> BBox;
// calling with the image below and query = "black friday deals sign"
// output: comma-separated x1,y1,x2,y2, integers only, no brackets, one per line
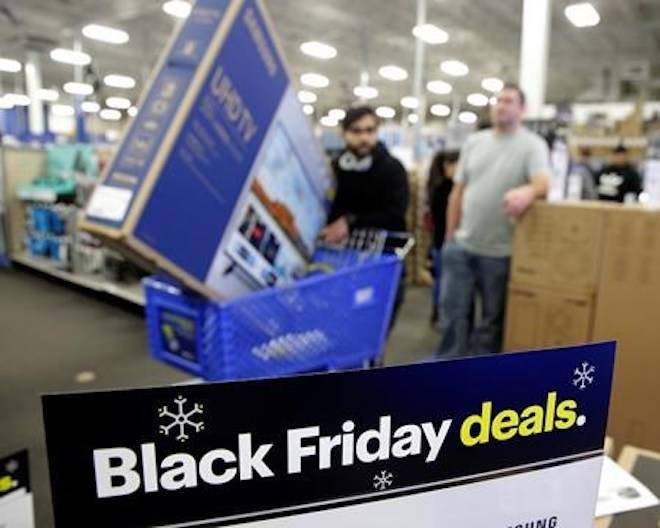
42,343,614,528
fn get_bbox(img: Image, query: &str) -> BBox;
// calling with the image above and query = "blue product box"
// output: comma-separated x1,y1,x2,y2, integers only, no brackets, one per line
80,0,333,299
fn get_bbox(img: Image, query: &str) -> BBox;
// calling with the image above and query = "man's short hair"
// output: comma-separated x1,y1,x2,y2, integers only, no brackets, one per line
614,144,628,154
501,83,526,106
342,106,378,131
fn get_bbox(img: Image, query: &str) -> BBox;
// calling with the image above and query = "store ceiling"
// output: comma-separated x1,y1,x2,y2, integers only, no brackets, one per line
0,0,658,116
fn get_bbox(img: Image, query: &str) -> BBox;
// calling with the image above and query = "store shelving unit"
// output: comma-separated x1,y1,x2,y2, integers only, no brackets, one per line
12,252,145,306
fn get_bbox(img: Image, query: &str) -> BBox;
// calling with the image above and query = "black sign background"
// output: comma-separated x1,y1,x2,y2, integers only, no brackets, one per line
42,343,615,528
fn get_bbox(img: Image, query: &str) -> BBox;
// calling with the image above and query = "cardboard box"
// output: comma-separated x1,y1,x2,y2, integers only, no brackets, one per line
81,0,332,299
504,283,595,352
511,202,612,293
592,207,660,452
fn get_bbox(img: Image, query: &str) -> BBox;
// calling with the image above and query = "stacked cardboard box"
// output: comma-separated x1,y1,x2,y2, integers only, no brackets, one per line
506,201,660,452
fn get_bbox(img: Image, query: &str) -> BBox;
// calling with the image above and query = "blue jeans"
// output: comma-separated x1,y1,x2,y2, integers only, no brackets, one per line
438,240,510,358
431,248,443,309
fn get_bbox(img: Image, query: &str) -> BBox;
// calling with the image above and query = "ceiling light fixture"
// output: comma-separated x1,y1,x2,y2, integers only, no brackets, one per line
300,41,337,60
481,77,504,93
353,85,379,99
50,48,92,66
408,114,419,124
297,90,317,104
441,60,469,77
82,24,129,44
127,106,138,117
64,82,94,96
106,96,132,110
51,104,75,117
426,79,452,95
412,23,449,45
81,101,100,113
36,88,59,102
467,93,489,107
430,104,451,117
320,115,338,127
400,96,419,109
328,108,346,120
378,65,408,81
459,111,478,124
565,2,600,28
99,108,122,121
4,94,30,106
300,73,329,88
302,104,314,116
376,106,396,119
0,58,22,73
162,0,192,18
103,74,136,89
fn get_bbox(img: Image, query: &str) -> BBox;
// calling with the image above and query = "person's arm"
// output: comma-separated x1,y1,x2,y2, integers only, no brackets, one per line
445,182,464,241
503,138,551,219
351,161,409,231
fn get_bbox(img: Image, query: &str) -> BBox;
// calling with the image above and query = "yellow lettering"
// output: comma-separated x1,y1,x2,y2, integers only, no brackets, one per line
460,401,492,447
555,399,578,430
544,392,557,432
519,405,544,436
492,410,520,441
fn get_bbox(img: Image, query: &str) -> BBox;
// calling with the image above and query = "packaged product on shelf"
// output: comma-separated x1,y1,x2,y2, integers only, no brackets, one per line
81,0,333,299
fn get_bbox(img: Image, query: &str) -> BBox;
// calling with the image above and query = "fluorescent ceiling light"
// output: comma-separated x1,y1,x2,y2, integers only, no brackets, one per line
490,96,497,106
64,82,94,96
51,104,75,117
106,96,132,110
103,74,136,89
400,96,419,109
328,108,346,120
99,108,122,121
379,65,408,81
320,115,338,127
82,24,129,44
459,111,478,124
50,48,92,66
297,90,317,104
0,58,22,73
162,0,192,18
565,2,600,28
481,77,504,93
426,79,452,95
430,104,451,117
353,85,378,99
376,106,396,119
127,106,138,117
467,93,489,107
4,94,30,106
300,73,329,88
412,23,449,45
81,101,100,113
407,114,419,124
441,60,469,77
300,41,337,60
302,104,314,116
36,88,59,102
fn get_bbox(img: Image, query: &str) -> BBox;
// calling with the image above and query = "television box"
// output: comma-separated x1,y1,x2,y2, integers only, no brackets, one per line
81,0,333,299
504,282,595,352
510,201,613,293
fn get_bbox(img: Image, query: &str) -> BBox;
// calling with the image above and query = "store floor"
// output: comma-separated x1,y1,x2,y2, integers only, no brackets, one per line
0,267,437,526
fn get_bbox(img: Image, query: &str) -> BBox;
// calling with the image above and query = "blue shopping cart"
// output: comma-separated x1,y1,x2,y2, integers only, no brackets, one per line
145,231,413,381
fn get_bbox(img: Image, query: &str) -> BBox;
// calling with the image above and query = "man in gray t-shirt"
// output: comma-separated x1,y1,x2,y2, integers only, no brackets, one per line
438,83,550,358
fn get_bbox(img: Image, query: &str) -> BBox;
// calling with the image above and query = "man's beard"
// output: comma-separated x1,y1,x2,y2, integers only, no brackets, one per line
348,143,374,158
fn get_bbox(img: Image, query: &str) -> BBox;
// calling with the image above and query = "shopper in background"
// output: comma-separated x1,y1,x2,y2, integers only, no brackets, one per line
321,105,410,329
427,149,460,325
596,145,642,203
438,83,550,359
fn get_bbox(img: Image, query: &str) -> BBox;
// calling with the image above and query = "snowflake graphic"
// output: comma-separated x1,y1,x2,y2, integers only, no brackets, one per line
573,361,596,390
373,470,394,491
158,395,205,442
5,460,18,474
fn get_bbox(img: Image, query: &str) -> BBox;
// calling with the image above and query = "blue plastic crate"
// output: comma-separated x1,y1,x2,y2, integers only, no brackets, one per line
144,249,402,381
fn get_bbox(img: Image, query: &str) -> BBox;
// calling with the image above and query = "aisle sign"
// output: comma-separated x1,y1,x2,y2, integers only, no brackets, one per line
0,450,34,528
43,343,615,527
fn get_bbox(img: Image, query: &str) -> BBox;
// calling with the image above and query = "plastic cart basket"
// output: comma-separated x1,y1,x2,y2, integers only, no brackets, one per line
145,231,413,381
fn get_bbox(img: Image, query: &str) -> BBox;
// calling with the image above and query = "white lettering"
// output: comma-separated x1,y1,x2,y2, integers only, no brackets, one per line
287,426,319,474
160,454,197,491
199,449,237,485
238,434,274,480
422,420,453,462
93,448,141,498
